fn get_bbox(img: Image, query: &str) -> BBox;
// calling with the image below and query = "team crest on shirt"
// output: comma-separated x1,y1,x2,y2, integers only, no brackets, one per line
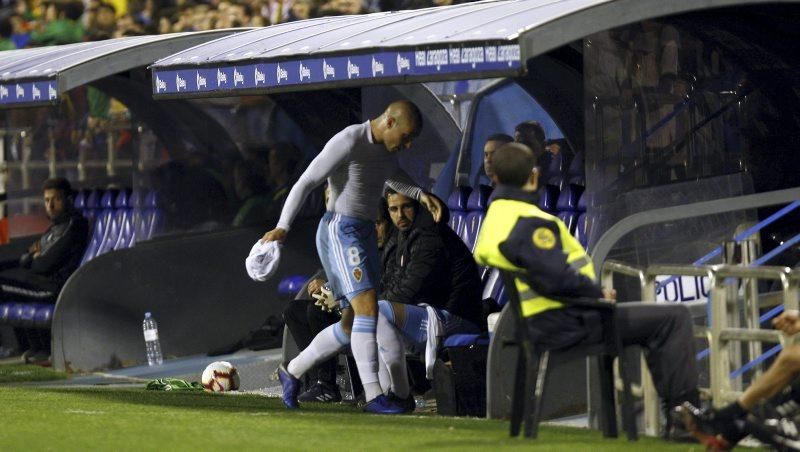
532,227,556,250
352,267,363,282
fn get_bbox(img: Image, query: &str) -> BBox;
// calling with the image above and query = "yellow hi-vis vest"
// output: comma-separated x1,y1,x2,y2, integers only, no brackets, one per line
473,198,597,317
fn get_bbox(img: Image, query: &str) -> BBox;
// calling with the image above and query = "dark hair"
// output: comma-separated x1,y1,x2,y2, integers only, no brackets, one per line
42,177,73,197
384,186,420,209
377,197,390,224
515,121,545,154
97,2,116,14
486,133,513,145
0,16,12,39
62,1,85,21
492,143,537,187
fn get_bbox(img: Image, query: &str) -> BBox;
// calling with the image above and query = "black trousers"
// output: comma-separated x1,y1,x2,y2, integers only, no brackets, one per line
527,302,699,406
0,267,61,354
283,299,340,386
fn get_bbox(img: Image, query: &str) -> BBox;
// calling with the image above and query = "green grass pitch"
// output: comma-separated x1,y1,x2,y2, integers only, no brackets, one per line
0,384,713,451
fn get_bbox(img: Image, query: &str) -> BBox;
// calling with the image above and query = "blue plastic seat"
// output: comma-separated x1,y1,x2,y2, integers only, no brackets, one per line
97,189,130,256
482,267,508,308
0,303,14,323
139,191,163,241
460,185,493,251
556,184,585,234
278,275,309,296
538,184,560,214
447,186,472,237
33,304,54,328
443,334,490,348
80,190,120,265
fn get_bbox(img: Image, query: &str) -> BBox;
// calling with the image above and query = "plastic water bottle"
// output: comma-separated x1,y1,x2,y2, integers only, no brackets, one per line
143,312,163,366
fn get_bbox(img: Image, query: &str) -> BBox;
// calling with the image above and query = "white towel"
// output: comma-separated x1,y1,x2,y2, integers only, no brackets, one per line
245,240,281,282
422,304,443,380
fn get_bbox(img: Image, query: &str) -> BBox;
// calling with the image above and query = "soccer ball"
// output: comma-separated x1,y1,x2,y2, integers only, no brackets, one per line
201,361,240,392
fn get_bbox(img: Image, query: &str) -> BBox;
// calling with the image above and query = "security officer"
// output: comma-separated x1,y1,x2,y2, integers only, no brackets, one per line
473,142,700,437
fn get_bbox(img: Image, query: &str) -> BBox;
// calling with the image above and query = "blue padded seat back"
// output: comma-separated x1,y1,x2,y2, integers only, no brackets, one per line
0,303,14,322
577,192,587,212
558,211,579,235
547,174,567,191
575,213,589,249
114,189,131,209
446,186,471,211
569,175,585,187
278,275,309,296
86,189,103,209
538,184,560,213
81,208,111,265
33,304,53,328
556,184,584,212
144,190,159,208
447,186,471,236
466,185,493,211
460,211,485,252
74,189,88,211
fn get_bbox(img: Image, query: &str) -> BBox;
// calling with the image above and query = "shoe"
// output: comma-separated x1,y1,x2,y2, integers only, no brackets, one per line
363,394,407,414
277,364,301,409
676,402,746,451
745,413,800,451
298,381,342,403
387,392,415,413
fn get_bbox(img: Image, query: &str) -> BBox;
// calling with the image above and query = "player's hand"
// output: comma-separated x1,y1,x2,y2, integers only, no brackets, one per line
773,310,800,335
260,227,287,244
307,278,326,297
312,286,337,313
28,241,40,254
419,192,443,223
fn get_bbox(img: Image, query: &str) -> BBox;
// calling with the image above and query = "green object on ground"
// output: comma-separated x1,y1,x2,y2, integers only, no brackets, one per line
0,386,714,450
0,364,68,384
146,378,203,391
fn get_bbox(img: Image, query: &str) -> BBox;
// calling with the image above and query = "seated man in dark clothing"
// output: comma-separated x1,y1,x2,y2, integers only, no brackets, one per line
0,177,89,361
376,187,483,411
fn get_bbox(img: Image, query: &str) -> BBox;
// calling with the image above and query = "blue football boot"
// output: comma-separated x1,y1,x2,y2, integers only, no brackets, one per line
277,364,301,409
364,394,407,414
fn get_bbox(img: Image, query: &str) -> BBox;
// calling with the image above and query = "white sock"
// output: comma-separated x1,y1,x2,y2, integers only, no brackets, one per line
377,311,410,398
287,322,349,379
351,315,382,401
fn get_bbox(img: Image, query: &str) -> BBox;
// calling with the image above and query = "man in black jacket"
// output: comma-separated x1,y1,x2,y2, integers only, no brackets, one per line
376,188,482,411
0,178,89,361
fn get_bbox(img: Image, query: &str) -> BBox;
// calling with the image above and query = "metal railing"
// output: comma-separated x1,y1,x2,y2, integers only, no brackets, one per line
601,260,800,436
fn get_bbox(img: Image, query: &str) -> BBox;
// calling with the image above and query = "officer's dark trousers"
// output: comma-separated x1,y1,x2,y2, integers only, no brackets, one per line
283,299,340,386
527,302,698,406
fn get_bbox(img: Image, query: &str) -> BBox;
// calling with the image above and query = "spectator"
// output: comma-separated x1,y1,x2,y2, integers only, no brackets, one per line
29,1,85,45
375,187,482,410
473,143,700,440
514,121,551,184
0,178,89,363
86,2,116,40
263,141,302,222
232,158,270,227
481,133,513,186
0,15,16,50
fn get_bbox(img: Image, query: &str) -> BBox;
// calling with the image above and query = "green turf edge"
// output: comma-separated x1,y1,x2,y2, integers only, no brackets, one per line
0,363,68,383
0,386,712,451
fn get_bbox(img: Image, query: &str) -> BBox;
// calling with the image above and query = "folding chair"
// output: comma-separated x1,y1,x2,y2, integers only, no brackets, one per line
501,271,637,440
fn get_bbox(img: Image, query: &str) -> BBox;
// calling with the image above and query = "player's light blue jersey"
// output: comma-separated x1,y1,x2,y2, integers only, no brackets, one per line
277,121,422,231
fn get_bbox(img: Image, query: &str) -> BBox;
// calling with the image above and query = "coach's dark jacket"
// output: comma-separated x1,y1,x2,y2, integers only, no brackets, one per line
380,208,482,327
20,209,89,286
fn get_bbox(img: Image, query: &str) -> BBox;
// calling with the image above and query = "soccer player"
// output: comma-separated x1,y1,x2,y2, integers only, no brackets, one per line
261,101,442,413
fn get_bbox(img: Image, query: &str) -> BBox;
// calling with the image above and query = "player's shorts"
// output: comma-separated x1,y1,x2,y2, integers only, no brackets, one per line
395,304,481,354
316,212,380,303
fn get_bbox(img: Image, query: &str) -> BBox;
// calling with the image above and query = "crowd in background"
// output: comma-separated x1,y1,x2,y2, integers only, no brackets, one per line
0,0,462,50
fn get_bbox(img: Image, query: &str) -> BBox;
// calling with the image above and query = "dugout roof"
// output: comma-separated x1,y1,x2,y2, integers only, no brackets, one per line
149,0,795,98
0,30,246,108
